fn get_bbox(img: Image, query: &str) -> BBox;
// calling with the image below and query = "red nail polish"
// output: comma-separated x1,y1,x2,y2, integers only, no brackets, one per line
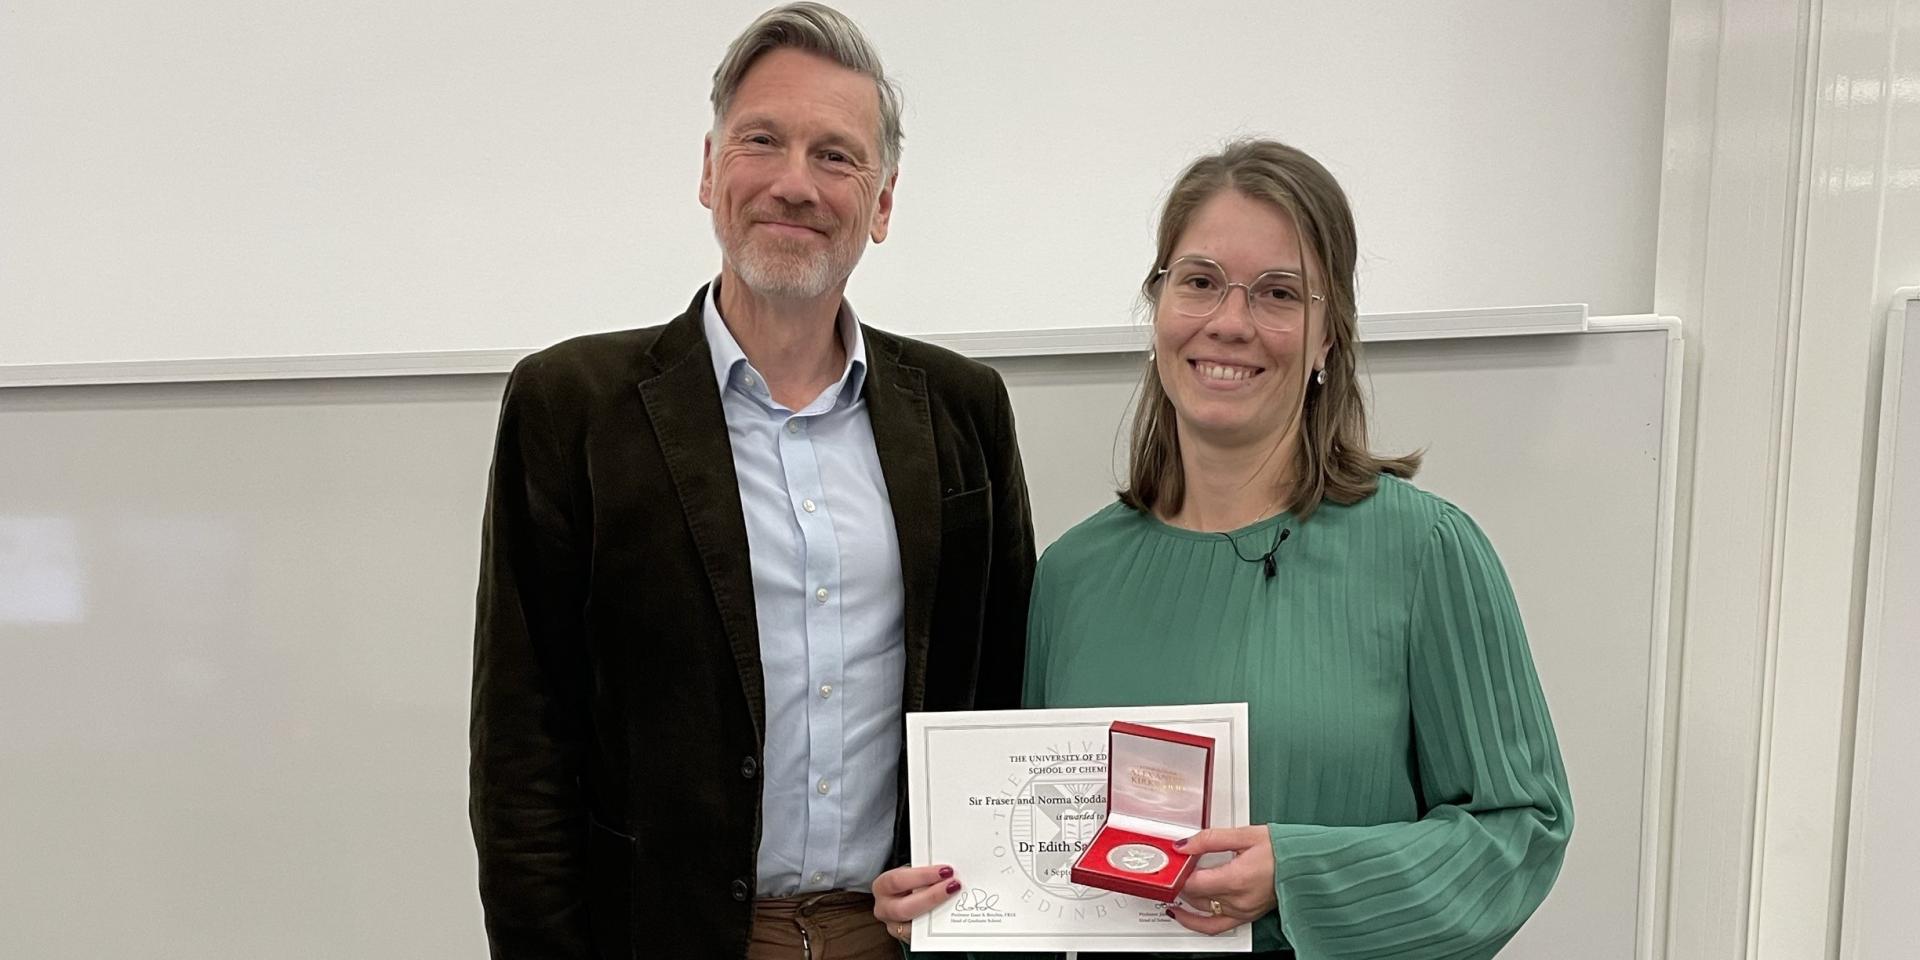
1174,838,1189,848
938,866,954,879
1164,908,1176,918
945,880,962,894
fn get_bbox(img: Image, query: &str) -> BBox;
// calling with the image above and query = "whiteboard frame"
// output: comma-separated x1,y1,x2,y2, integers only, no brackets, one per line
0,310,1689,960
1586,314,1688,960
1836,286,1920,960
0,303,1588,388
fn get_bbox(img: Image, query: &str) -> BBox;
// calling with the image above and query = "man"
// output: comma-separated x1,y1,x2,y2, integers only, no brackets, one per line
468,4,1034,958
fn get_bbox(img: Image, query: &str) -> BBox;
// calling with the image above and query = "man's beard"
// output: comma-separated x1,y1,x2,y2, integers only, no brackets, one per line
716,208,861,300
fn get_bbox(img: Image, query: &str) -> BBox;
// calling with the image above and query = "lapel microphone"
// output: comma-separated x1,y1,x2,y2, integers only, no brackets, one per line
1222,526,1291,580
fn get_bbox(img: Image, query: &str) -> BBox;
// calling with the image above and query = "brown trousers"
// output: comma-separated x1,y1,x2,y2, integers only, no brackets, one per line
746,891,897,960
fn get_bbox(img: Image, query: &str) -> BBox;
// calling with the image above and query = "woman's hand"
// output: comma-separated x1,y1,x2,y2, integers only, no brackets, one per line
871,864,962,943
1167,826,1279,935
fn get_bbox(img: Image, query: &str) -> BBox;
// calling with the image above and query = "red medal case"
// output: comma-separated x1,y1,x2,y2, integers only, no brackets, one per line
1069,721,1215,902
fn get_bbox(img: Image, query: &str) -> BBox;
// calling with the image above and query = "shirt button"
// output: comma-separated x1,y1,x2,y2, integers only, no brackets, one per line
743,373,756,388
786,421,800,434
812,871,825,884
730,878,751,901
739,755,758,779
815,587,829,603
819,683,833,699
802,498,817,513
817,778,830,795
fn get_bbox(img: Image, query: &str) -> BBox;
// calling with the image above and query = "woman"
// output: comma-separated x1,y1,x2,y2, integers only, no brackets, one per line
874,139,1572,958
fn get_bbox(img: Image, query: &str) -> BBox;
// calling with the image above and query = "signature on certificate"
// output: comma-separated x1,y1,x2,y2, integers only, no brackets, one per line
951,888,1003,913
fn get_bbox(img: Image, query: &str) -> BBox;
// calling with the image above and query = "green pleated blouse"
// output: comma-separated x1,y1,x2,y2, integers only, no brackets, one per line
1019,476,1572,959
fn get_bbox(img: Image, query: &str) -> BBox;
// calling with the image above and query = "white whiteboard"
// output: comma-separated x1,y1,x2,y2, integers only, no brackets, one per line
0,326,1676,957
0,0,1668,367
1840,294,1920,960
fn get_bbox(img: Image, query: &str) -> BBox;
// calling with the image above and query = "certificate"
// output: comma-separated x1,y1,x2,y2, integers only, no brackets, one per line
905,703,1252,953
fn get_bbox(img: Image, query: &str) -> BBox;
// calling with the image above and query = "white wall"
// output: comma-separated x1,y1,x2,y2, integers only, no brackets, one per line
1653,0,1920,957
0,0,1669,367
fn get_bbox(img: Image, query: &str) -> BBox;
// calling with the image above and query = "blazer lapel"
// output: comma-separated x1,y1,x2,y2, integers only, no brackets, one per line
637,291,766,744
863,328,941,713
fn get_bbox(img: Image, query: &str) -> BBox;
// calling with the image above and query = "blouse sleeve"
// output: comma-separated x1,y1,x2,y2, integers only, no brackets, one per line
1263,505,1573,959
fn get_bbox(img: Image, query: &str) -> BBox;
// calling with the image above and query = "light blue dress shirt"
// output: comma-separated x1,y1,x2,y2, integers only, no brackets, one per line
702,284,907,897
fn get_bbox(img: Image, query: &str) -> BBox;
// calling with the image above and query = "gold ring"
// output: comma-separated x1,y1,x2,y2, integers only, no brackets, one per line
1209,898,1224,917
888,921,911,942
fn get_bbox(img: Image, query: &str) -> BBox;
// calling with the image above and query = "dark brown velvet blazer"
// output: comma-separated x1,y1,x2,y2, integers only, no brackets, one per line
470,286,1035,958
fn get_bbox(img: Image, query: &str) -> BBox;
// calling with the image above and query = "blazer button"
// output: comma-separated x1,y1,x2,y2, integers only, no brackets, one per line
740,755,758,779
730,878,751,902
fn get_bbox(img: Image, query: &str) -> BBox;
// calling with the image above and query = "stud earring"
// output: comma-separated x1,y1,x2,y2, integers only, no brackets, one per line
1315,368,1327,386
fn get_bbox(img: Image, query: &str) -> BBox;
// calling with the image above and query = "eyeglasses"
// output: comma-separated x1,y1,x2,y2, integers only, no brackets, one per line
1148,256,1323,330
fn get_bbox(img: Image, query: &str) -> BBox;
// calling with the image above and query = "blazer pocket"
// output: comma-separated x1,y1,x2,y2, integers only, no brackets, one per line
941,484,992,531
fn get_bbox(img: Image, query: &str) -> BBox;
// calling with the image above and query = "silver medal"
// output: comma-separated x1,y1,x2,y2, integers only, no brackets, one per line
1105,843,1170,874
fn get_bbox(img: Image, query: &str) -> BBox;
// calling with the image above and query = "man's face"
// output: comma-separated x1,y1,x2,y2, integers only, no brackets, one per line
701,48,896,301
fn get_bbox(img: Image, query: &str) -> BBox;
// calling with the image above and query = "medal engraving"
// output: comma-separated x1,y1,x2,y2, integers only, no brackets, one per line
1105,843,1169,874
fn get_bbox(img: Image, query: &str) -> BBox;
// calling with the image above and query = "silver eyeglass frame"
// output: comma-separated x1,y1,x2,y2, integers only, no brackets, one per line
1147,255,1324,330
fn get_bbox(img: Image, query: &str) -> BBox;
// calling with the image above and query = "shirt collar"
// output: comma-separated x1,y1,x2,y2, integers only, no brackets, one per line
703,279,868,410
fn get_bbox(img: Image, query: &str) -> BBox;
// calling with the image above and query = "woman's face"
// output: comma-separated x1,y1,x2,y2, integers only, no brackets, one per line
1152,190,1332,454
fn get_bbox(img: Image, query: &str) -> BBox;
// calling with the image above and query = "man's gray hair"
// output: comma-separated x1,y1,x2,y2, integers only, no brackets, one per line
710,2,904,174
